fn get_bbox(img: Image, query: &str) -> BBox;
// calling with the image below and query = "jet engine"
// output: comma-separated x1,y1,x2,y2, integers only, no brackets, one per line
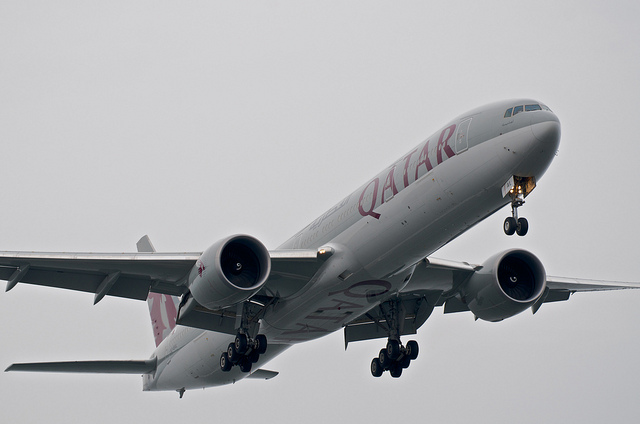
461,249,546,322
187,235,271,309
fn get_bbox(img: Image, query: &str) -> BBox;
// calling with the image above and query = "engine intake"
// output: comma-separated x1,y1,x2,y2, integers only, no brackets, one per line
462,249,546,322
188,235,271,309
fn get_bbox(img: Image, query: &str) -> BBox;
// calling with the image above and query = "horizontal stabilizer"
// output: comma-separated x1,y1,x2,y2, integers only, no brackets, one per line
5,358,156,374
246,369,279,380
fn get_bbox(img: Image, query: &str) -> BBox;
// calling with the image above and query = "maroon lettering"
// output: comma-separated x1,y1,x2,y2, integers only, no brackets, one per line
281,323,330,336
414,140,433,181
402,149,417,188
436,124,456,164
317,299,363,312
328,280,392,299
381,166,398,203
305,313,349,324
358,178,381,219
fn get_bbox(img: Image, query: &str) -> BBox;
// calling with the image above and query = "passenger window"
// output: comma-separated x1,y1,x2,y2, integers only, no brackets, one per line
513,105,524,115
504,108,513,118
525,104,542,111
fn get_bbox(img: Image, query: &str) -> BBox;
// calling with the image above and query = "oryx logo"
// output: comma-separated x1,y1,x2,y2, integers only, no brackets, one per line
197,260,205,277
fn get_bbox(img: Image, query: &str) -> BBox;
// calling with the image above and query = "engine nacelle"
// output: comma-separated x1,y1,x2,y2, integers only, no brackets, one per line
462,249,546,322
187,235,271,310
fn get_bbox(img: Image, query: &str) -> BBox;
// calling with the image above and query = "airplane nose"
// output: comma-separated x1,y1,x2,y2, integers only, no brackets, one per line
530,114,561,147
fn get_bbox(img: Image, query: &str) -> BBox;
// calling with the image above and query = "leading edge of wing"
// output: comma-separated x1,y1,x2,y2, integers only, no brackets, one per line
5,358,157,374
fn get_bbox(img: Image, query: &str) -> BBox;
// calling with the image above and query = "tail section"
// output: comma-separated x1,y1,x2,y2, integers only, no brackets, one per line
147,293,180,347
138,235,181,347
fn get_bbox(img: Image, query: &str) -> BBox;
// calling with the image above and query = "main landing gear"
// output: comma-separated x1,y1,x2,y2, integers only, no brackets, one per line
220,302,269,374
503,185,528,237
370,338,419,378
220,333,268,373
369,298,419,378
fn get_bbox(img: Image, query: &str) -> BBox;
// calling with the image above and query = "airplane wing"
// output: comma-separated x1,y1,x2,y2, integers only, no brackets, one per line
0,249,326,305
407,256,640,312
343,256,640,346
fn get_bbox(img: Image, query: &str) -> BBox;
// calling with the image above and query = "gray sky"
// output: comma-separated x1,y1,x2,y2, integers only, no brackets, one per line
2,1,640,423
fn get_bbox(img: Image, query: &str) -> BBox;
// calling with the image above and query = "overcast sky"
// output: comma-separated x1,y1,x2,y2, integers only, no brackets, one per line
2,1,640,423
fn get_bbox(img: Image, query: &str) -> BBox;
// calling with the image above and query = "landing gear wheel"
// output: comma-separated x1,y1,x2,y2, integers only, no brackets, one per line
504,217,517,236
371,358,384,377
516,217,529,236
379,348,391,369
406,340,419,360
255,334,268,355
220,352,232,372
239,358,252,373
389,363,403,378
248,349,260,364
401,356,411,369
235,333,248,354
227,343,241,364
387,339,401,360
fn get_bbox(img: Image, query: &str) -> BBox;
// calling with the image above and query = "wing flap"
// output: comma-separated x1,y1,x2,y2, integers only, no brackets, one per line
343,291,441,347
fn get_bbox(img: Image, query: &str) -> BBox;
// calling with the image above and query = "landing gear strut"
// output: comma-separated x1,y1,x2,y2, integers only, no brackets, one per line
504,184,528,237
369,298,420,378
220,301,269,374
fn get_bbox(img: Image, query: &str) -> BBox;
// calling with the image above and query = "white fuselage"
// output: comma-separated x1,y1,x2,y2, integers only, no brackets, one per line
144,99,561,391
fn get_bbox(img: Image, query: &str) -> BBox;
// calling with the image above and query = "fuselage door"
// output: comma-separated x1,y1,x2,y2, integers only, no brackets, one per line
455,118,471,154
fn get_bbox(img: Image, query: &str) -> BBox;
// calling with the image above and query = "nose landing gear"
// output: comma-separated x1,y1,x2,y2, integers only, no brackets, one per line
503,180,530,237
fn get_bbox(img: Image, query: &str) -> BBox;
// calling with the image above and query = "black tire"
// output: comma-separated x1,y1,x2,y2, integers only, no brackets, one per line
227,342,241,364
248,349,260,364
239,358,252,373
371,357,384,377
379,348,391,369
387,339,401,360
401,356,411,369
255,334,267,355
389,363,403,378
406,340,419,360
235,333,248,355
220,352,232,372
504,217,517,236
516,217,529,236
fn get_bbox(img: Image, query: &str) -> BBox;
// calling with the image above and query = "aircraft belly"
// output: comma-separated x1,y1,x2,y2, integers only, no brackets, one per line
148,329,290,390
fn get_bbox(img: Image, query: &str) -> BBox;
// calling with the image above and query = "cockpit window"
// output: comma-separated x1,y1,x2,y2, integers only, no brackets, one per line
504,103,550,118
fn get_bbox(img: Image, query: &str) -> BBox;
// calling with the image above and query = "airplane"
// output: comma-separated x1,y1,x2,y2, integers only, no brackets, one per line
4,98,639,397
